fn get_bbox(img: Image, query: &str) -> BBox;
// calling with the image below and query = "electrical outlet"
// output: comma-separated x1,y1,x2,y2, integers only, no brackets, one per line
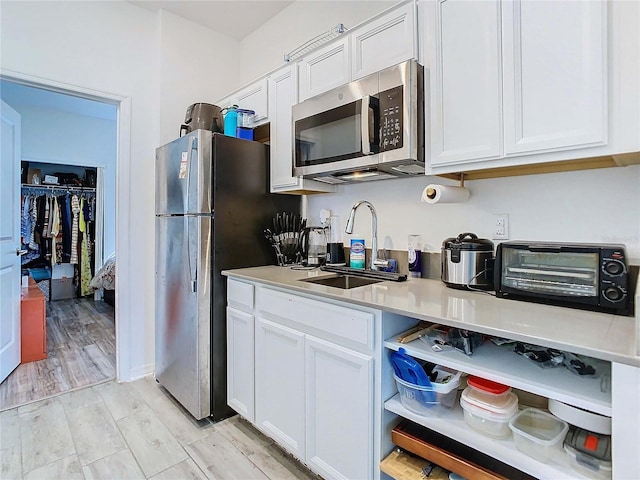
493,213,509,240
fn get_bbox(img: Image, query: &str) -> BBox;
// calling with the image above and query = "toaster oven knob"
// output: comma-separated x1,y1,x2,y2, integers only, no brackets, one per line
603,260,625,276
603,287,624,302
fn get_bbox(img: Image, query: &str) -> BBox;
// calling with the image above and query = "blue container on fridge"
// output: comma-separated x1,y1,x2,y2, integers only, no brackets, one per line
223,105,238,137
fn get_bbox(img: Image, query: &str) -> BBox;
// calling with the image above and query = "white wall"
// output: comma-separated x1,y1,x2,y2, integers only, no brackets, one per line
3,104,118,257
239,1,396,84
0,0,239,380
158,10,241,144
305,166,640,261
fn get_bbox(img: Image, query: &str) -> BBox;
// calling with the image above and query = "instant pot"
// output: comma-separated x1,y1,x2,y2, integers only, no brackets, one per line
441,232,494,290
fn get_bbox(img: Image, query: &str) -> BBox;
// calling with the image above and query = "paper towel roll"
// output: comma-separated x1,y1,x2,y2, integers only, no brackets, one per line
421,184,470,204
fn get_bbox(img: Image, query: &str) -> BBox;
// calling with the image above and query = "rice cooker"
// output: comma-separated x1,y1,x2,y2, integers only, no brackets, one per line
441,232,494,290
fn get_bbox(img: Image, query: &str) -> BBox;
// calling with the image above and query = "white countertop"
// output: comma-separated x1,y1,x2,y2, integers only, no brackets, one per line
222,266,640,367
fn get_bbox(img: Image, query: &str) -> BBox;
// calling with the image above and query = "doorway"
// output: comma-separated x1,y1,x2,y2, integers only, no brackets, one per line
0,79,118,410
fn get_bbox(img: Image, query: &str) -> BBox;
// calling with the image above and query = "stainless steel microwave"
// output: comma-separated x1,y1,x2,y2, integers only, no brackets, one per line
495,241,632,315
292,60,424,184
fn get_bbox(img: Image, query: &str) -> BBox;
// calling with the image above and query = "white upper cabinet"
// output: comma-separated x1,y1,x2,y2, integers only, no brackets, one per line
422,0,633,174
235,78,269,125
217,78,269,126
267,65,335,194
351,1,417,80
298,1,417,101
502,0,606,155
429,0,502,166
298,38,350,103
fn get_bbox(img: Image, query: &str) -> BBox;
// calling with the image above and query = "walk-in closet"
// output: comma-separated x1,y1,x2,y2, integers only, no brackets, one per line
0,160,116,411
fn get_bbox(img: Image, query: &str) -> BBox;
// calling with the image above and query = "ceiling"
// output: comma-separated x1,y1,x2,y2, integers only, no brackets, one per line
129,1,294,41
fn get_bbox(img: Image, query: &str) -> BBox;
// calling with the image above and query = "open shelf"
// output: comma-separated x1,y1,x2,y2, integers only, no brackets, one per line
385,395,594,480
384,337,611,416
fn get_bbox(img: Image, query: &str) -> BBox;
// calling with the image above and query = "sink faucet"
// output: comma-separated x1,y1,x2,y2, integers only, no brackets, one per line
345,200,390,271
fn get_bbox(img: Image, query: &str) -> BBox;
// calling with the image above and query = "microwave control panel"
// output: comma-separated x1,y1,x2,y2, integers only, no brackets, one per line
379,85,403,152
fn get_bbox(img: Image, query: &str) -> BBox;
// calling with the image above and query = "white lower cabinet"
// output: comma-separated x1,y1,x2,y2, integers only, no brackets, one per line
255,317,306,458
226,307,255,422
305,336,373,480
228,283,376,480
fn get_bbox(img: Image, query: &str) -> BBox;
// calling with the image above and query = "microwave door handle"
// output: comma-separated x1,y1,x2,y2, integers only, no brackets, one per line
361,95,372,155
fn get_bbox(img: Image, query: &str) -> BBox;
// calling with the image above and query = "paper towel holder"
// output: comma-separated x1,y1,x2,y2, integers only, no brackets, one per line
421,173,470,204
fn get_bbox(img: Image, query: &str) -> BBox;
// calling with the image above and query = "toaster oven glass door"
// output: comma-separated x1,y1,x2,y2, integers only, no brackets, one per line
501,249,599,297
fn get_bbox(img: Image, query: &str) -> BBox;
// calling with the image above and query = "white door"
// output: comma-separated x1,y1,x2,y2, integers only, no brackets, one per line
254,317,305,458
429,0,503,166
268,65,301,191
0,100,22,383
502,0,607,154
226,306,255,421
298,37,350,102
305,336,373,480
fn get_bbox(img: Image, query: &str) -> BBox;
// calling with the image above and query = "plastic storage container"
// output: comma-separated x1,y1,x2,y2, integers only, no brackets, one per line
459,385,519,438
508,408,569,462
394,366,461,414
563,426,612,479
236,109,255,140
467,376,511,398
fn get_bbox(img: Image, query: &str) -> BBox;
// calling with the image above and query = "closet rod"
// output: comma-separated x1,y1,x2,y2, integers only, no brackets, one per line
21,184,96,196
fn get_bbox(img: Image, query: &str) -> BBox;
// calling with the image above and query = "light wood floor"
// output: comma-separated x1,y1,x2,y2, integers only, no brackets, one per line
0,298,116,412
0,376,320,480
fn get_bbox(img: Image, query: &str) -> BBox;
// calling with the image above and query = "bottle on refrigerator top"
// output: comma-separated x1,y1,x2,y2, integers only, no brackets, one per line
223,105,238,137
408,234,422,278
350,236,365,269
236,109,255,140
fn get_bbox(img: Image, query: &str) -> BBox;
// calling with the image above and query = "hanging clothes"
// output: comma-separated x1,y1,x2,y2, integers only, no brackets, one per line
28,196,38,250
70,195,81,264
50,196,61,265
21,195,32,243
58,194,72,263
79,197,93,296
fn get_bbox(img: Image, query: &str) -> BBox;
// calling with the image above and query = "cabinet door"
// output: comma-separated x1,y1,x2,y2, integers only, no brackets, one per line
267,66,336,194
351,2,417,80
298,37,350,102
268,65,300,191
429,0,502,166
255,317,305,458
226,307,254,421
235,78,269,125
502,0,607,155
305,336,373,480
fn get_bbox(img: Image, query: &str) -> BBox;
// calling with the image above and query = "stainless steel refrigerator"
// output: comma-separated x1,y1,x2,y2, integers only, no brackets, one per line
155,130,298,420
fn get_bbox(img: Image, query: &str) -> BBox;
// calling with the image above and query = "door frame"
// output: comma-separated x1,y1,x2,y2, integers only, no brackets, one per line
0,68,132,382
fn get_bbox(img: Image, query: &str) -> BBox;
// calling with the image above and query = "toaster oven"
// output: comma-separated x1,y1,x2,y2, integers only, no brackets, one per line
494,242,630,315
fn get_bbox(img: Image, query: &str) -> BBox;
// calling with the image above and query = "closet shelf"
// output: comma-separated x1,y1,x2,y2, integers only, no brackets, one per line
21,183,96,195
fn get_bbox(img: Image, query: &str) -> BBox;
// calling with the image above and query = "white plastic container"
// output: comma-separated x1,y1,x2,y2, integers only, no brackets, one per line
394,366,461,415
459,386,518,438
564,444,612,480
509,408,569,462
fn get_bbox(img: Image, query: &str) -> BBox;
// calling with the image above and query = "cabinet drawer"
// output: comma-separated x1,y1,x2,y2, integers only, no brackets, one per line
257,287,374,350
227,279,254,311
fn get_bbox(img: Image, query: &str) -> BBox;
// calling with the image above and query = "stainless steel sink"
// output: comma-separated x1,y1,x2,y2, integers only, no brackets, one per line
301,275,383,289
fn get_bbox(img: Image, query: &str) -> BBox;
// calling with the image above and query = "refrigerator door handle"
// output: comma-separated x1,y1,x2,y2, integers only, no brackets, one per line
186,215,197,293
185,136,198,213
